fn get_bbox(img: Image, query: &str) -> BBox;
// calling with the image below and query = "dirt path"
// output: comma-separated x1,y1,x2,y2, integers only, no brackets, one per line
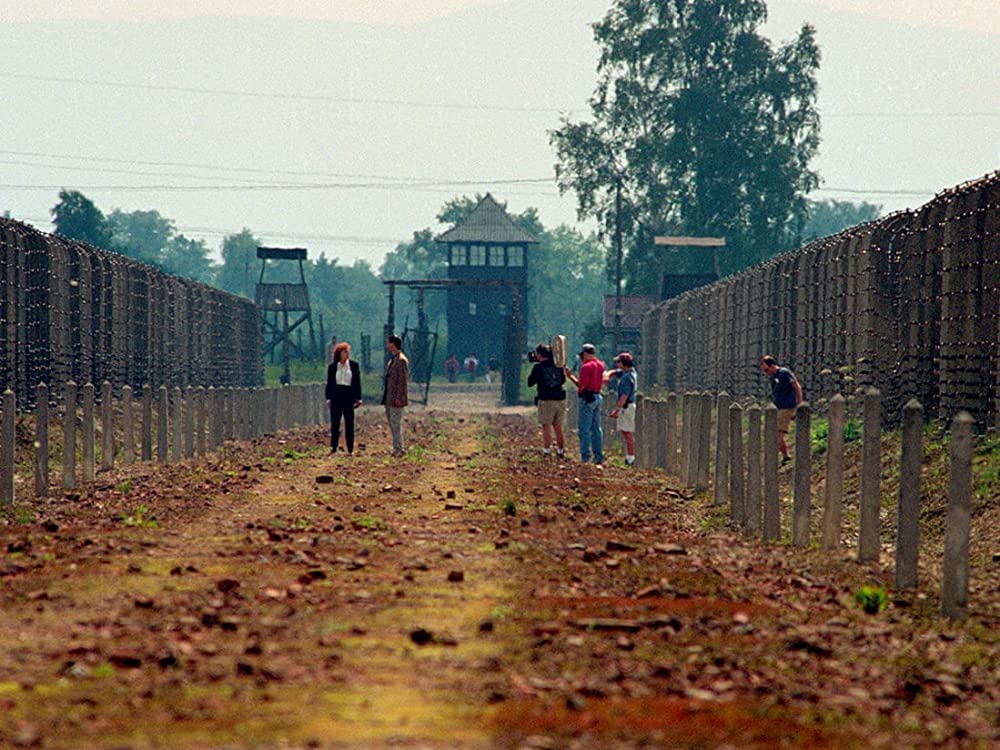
0,400,996,749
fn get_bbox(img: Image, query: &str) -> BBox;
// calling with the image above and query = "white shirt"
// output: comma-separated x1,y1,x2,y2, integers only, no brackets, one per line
335,360,352,386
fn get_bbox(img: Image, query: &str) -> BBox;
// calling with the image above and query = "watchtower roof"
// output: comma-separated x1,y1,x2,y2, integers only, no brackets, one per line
435,193,539,245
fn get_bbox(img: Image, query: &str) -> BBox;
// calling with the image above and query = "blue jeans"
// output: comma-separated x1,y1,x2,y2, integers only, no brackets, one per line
577,394,604,463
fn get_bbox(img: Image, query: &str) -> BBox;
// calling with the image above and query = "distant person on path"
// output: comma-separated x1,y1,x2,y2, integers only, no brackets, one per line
444,354,460,383
381,335,409,457
325,342,363,454
605,352,637,465
486,354,501,383
527,343,566,458
760,355,802,463
464,354,479,382
565,343,605,466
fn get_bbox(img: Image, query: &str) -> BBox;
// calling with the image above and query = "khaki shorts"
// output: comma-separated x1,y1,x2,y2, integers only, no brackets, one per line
616,404,636,432
777,408,796,433
537,399,567,426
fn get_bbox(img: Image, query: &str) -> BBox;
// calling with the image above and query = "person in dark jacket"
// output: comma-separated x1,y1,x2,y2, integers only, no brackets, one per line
325,341,362,454
527,343,567,457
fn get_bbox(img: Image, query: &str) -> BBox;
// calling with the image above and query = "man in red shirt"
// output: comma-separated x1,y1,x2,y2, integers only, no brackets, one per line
565,343,606,465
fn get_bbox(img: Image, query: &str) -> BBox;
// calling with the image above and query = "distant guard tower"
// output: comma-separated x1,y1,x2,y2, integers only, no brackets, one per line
436,194,538,397
255,246,317,385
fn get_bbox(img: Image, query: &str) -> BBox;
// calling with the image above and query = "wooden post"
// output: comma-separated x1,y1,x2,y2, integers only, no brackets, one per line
100,381,114,471
941,412,973,620
141,387,152,461
821,394,845,550
62,381,77,489
729,402,744,526
683,392,696,486
35,384,49,498
792,402,811,547
858,388,882,562
184,386,195,458
122,386,135,465
82,383,95,483
655,399,667,469
746,403,762,536
171,386,183,462
895,399,923,589
665,393,679,475
714,392,730,507
196,386,207,455
157,385,169,463
1,389,14,505
763,404,780,541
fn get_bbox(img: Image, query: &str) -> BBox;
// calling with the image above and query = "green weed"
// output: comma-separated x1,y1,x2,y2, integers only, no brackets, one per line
353,515,387,531
854,585,888,614
501,498,517,517
115,478,133,494
120,503,157,529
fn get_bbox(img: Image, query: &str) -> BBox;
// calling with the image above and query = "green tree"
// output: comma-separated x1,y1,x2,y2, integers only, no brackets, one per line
215,229,261,298
107,209,174,266
799,198,881,242
551,0,821,292
50,189,112,248
161,234,216,283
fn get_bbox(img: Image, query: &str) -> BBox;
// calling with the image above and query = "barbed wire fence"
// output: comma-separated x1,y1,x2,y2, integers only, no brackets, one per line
641,171,1000,428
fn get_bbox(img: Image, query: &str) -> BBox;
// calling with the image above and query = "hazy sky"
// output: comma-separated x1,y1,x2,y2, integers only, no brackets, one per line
2,0,997,268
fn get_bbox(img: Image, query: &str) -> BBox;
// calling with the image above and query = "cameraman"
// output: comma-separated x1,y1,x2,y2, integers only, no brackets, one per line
526,343,567,458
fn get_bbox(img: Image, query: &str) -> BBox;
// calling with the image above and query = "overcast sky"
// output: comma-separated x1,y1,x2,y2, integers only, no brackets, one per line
1,0,997,268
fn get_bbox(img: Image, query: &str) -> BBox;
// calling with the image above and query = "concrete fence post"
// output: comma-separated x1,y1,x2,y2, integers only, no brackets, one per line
746,403,762,536
184,386,195,458
714,392,730,507
171,386,183,463
1,389,15,505
62,381,77,489
633,396,645,467
122,385,135,465
196,386,206,456
224,387,234,441
696,392,712,491
101,381,114,471
35,383,49,498
683,392,696,486
141,387,153,461
792,402,811,547
655,399,668,470
858,388,882,562
941,411,973,620
763,404,780,541
157,385,169,463
665,393,679,475
82,383,96,483
895,399,924,589
821,393,846,550
729,402,744,526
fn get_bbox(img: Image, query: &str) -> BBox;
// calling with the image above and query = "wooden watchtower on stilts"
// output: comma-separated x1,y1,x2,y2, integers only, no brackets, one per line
255,246,317,385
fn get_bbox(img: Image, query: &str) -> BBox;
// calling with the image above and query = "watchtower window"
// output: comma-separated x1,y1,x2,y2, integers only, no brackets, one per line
488,246,504,266
508,246,524,266
450,245,466,265
469,245,486,266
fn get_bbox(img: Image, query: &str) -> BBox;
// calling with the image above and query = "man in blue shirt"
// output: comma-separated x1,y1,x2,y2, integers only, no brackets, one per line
760,355,802,464
606,352,638,465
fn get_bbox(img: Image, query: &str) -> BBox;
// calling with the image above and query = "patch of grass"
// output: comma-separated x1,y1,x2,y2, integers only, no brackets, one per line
284,448,308,460
490,605,513,621
120,503,157,528
92,662,116,678
854,585,888,614
843,418,861,443
352,515,387,531
810,418,829,455
404,444,430,463
14,508,35,525
262,456,276,465
268,517,287,529
115,478,133,494
501,498,517,517
293,518,312,530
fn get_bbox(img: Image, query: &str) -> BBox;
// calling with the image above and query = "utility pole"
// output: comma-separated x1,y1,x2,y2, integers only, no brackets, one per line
613,174,624,356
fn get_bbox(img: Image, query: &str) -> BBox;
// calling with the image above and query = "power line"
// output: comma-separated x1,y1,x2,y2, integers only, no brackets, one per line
816,186,935,197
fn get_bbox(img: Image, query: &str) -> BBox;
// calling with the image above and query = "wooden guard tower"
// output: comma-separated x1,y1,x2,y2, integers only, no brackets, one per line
436,194,538,399
255,246,317,385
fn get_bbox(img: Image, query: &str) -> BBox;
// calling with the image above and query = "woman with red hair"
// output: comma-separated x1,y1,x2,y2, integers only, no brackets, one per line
325,342,362,453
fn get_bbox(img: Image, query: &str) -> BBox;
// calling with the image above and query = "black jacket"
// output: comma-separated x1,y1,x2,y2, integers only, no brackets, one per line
325,360,362,403
527,359,566,401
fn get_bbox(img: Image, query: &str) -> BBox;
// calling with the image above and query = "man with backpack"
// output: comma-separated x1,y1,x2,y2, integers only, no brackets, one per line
527,343,567,458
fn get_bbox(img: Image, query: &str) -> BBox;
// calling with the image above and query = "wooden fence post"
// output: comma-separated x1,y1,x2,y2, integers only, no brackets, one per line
655,399,668,470
63,381,77,489
746,403,762,536
196,386,207,455
184,386,195,458
1,389,14,505
729,402,744,526
941,412,973,620
763,404,780,541
171,386,183,463
792,402,811,547
35,384,49,498
895,399,924,589
714,392,730,507
696,393,712,491
122,385,134,465
82,383,95,483
665,393,679,475
821,393,845,550
101,381,114,471
858,388,882,561
683,392,696,486
141,386,153,461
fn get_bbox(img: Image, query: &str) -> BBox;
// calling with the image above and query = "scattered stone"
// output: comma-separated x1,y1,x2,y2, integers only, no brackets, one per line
784,637,833,658
616,636,634,650
444,502,464,510
652,542,688,555
447,570,465,583
572,619,641,632
410,628,434,645
216,578,240,593
446,490,456,499
315,475,334,484
635,585,661,599
606,539,638,552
